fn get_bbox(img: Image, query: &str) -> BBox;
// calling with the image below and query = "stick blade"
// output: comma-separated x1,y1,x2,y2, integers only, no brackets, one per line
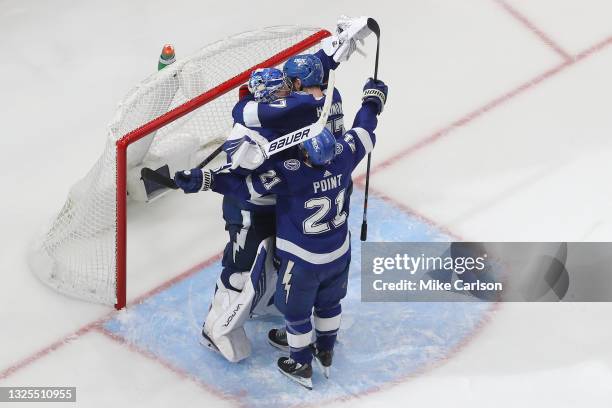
367,18,380,37
141,167,179,190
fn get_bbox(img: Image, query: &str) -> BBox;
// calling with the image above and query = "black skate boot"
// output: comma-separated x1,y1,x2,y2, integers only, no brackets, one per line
313,348,333,379
268,327,289,351
277,357,313,390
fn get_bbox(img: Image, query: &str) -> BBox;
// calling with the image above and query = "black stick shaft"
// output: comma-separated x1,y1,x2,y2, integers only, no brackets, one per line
360,18,380,242
141,143,224,189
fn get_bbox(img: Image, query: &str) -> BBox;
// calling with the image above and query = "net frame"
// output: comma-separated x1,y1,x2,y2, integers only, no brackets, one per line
113,28,332,309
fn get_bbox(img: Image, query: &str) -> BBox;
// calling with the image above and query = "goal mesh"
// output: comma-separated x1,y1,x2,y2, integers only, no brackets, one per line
29,26,330,308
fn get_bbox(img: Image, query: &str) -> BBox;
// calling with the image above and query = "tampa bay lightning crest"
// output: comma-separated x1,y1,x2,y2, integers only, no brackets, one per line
284,159,300,171
335,142,343,155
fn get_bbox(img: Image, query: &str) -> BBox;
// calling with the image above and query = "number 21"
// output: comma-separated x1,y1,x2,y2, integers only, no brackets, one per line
303,189,347,234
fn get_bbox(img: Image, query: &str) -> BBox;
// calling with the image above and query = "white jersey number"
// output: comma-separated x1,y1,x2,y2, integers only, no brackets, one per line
259,170,281,191
303,189,347,235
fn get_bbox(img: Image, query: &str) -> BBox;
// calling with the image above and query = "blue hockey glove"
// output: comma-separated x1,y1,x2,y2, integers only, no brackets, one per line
174,168,203,193
362,78,388,114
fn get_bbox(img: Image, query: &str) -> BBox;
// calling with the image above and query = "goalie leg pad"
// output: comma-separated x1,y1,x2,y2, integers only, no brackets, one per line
203,237,278,362
203,275,252,362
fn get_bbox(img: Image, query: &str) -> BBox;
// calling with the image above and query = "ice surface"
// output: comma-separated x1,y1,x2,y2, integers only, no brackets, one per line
2,0,612,406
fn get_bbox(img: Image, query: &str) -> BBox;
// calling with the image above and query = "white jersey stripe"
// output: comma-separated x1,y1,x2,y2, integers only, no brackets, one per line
353,127,374,154
276,232,350,265
243,101,262,128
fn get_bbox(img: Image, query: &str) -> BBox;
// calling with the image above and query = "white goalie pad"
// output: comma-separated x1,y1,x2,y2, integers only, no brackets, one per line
203,237,279,362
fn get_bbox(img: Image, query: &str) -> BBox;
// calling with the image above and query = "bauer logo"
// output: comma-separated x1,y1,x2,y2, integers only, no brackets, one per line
268,128,310,154
283,159,300,171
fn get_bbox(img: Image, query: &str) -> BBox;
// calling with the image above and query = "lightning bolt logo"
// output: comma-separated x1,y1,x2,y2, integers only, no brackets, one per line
233,211,251,261
282,261,295,304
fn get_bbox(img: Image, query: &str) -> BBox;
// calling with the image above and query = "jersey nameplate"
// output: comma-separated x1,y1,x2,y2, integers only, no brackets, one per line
313,174,343,194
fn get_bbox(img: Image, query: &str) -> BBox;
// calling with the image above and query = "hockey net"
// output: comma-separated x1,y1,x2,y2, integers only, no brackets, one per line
29,26,331,309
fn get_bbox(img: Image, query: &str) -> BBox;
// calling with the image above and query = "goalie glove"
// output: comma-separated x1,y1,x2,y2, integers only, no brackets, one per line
322,15,372,63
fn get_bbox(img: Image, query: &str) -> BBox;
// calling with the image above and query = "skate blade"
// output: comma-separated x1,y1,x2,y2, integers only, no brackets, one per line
200,332,220,354
314,357,331,379
277,367,312,390
267,337,289,352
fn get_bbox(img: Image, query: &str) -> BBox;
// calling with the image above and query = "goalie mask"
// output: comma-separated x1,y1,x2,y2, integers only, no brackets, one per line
248,68,290,102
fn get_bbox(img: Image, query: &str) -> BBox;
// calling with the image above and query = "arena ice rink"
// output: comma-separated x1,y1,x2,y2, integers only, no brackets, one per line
2,0,612,406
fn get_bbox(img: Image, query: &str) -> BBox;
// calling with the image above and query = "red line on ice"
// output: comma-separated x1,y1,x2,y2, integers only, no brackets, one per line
0,253,222,381
95,326,243,405
2,32,612,385
494,0,573,62
355,34,612,185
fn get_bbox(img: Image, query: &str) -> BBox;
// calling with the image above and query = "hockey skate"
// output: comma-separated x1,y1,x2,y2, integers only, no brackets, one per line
277,357,313,390
267,327,289,351
312,347,333,379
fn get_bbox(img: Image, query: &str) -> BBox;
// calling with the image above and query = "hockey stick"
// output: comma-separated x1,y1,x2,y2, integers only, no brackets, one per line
141,69,336,190
261,69,336,158
360,18,380,242
140,143,224,190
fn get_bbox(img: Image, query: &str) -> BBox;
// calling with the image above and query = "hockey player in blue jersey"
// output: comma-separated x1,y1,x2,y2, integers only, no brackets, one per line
175,77,388,388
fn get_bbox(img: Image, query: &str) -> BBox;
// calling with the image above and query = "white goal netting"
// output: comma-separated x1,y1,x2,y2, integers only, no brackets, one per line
28,26,327,307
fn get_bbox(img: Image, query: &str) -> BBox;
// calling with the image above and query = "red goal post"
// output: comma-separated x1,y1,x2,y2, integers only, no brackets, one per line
28,27,331,310
115,29,331,309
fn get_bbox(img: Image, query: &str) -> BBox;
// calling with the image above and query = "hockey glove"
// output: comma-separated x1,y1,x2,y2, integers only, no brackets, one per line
362,78,388,114
322,15,371,63
174,168,212,193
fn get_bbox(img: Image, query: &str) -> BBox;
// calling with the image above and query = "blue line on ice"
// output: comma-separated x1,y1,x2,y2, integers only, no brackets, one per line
105,191,492,406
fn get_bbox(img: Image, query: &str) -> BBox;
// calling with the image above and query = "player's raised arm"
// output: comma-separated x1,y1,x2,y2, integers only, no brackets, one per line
343,78,388,169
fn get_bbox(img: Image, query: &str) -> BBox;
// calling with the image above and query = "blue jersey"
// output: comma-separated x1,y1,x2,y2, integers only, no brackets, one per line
223,49,344,215
232,49,344,140
234,88,344,139
211,103,378,268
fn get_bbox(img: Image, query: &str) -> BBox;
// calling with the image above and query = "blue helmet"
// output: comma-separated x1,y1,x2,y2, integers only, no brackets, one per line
301,127,336,165
283,54,324,87
248,68,288,102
